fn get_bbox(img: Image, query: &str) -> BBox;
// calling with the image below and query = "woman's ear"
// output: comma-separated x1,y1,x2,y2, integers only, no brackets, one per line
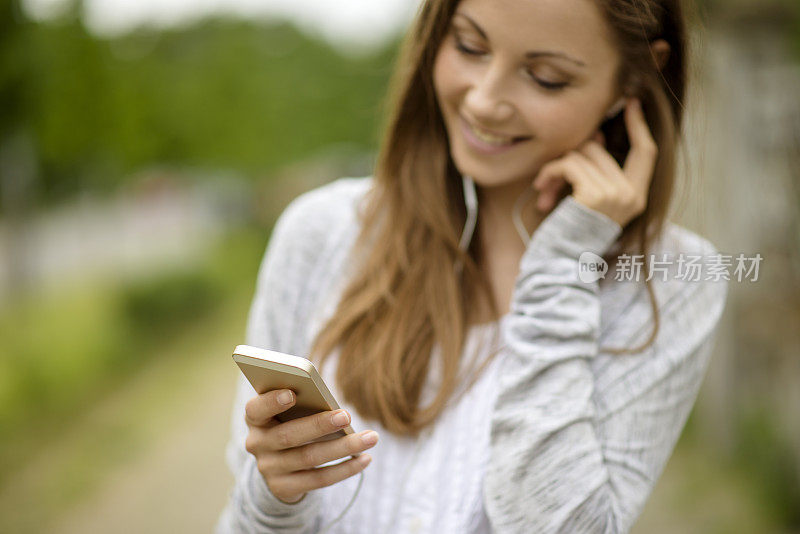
650,39,670,71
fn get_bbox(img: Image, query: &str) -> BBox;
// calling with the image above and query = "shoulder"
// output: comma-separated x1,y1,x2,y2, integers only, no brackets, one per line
264,175,374,304
250,176,374,353
601,222,728,347
270,175,374,252
595,225,730,409
255,175,374,291
656,221,718,258
651,221,728,308
652,222,729,341
608,221,728,301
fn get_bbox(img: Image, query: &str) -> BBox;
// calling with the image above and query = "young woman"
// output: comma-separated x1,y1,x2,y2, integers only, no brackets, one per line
217,0,727,532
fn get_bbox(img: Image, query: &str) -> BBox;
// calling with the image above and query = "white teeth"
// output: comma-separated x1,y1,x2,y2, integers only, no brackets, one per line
469,123,515,145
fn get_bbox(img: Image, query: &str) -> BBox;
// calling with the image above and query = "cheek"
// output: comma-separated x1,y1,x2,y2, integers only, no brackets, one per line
522,97,602,149
433,47,466,109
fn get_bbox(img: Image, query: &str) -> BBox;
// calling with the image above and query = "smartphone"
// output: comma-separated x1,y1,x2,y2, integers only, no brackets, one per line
232,344,357,445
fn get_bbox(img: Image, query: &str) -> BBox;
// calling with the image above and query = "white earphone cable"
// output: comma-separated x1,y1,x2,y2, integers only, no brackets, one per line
459,174,478,252
455,175,479,277
511,181,536,245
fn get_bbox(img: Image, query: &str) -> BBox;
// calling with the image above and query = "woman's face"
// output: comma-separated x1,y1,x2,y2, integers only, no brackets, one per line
433,0,623,188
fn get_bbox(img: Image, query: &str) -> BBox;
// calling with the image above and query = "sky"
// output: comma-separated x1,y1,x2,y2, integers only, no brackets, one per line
23,0,422,50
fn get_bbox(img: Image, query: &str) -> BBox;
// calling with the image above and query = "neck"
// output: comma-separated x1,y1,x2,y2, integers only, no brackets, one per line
475,178,543,258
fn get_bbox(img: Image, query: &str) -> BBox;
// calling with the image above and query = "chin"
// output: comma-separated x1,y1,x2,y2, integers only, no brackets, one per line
468,173,528,189
449,135,548,187
451,152,537,190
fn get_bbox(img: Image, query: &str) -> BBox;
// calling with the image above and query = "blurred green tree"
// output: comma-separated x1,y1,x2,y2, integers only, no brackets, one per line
0,4,398,206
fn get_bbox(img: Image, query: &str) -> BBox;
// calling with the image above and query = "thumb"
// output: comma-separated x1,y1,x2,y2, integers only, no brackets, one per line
533,166,567,212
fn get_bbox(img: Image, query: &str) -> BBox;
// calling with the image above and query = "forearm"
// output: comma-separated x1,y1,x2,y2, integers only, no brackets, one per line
484,196,623,532
483,197,726,533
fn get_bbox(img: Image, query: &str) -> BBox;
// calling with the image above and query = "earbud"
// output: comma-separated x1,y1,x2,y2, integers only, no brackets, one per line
604,97,627,119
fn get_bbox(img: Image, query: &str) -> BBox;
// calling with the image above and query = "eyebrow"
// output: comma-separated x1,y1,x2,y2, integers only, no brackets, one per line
453,12,587,68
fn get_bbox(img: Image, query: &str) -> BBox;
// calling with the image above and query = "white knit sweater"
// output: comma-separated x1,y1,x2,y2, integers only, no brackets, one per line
215,176,727,533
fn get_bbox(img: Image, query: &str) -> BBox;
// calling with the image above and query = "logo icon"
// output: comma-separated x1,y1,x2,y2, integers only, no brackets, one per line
578,252,608,283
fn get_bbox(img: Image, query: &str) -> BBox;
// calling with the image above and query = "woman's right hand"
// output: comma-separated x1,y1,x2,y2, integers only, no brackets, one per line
244,389,379,504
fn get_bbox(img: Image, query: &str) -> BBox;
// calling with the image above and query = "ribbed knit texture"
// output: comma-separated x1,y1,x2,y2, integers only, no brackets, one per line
215,176,727,534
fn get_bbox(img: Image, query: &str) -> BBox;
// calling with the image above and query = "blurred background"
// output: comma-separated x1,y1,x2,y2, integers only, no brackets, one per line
0,0,798,532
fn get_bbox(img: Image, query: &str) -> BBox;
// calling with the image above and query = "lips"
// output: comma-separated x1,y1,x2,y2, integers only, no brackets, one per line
458,115,531,154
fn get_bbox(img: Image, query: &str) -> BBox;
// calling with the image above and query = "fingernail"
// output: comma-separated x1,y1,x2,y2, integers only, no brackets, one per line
361,431,379,446
332,410,350,427
278,390,293,405
358,454,372,466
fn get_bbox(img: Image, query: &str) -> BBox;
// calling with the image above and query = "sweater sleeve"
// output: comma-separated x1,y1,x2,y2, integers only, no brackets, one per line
483,196,728,533
215,199,324,534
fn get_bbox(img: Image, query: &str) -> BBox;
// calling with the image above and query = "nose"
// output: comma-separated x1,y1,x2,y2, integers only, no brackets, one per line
463,62,514,123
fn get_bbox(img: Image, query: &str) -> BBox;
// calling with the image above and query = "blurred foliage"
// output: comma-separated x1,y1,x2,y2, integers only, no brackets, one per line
0,282,131,442
0,0,27,138
0,224,268,479
121,269,221,339
0,0,398,482
734,406,800,528
794,8,800,59
0,0,398,207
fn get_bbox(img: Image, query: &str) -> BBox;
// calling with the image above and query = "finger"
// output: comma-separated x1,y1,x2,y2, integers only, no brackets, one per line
269,453,372,499
283,430,380,472
534,153,605,191
534,160,580,212
563,154,612,209
579,140,624,181
266,408,353,451
535,185,564,213
622,98,658,187
578,142,646,218
245,424,275,456
533,160,567,212
567,151,612,194
592,130,605,146
532,159,567,193
534,157,602,212
534,172,566,213
245,389,296,427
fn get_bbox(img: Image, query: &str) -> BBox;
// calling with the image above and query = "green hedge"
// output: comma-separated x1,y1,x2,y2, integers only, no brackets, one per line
0,225,266,479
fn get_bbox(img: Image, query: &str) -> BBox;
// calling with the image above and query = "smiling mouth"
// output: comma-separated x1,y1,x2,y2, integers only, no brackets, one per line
460,116,531,146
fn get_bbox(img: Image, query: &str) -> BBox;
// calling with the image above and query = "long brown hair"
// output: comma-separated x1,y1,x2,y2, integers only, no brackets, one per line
308,0,690,437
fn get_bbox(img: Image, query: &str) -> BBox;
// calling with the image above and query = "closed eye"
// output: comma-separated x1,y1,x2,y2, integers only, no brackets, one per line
525,72,568,91
454,40,483,57
453,37,569,92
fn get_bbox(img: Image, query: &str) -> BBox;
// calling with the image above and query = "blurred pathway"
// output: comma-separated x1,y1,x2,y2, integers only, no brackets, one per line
47,347,237,534
0,292,245,533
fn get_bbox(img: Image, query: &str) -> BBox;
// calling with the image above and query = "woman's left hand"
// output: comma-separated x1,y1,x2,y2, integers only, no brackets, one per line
532,97,658,228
